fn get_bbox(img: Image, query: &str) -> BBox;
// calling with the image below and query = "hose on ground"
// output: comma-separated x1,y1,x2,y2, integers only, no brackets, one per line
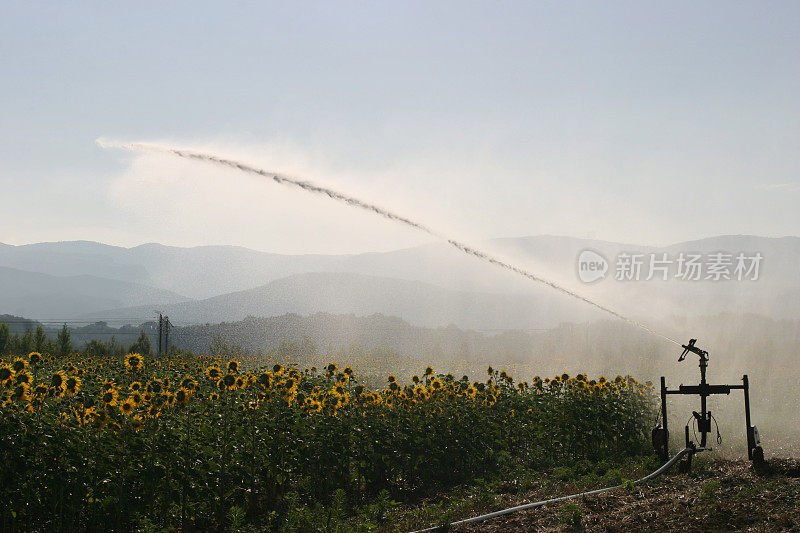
410,447,696,532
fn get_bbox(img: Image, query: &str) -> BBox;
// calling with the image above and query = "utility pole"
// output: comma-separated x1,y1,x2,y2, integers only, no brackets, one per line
164,316,171,354
157,313,163,356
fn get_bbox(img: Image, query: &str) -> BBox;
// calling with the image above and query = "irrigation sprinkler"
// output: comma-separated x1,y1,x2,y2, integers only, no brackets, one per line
652,339,764,471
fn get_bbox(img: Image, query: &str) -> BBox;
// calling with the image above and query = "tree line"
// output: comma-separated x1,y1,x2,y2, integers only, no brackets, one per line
0,321,153,357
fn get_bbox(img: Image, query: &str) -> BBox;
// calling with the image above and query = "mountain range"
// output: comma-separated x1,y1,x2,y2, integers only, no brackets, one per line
1,235,798,330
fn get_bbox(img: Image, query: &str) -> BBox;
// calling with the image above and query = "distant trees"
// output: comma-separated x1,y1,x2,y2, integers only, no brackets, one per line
34,326,47,353
56,324,73,356
0,321,157,358
0,323,9,354
209,335,246,357
83,337,126,358
19,329,34,354
128,330,152,356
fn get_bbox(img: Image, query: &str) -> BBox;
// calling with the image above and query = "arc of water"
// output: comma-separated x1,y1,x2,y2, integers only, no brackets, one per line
100,139,681,347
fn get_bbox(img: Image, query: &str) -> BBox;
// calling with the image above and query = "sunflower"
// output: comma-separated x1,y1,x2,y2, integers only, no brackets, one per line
11,358,28,373
257,372,272,389
129,381,142,392
424,366,434,376
206,365,221,380
343,366,353,376
146,405,160,418
226,360,239,374
0,365,13,385
14,371,32,386
387,375,396,383
146,379,163,395
158,391,173,406
131,392,143,406
101,388,119,407
125,353,143,371
33,383,50,398
175,388,190,406
180,376,197,391
11,383,31,402
326,363,337,375
90,409,110,430
119,398,135,415
80,406,97,425
130,415,144,431
209,392,219,401
50,371,67,392
28,352,42,365
221,374,236,390
64,376,81,396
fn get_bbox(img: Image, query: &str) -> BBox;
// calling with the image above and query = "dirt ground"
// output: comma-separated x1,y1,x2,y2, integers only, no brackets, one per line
450,459,800,532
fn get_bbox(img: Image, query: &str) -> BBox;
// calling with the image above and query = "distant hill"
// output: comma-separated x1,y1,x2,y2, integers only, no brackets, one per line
0,266,188,319
3,235,799,299
3,235,800,326
86,272,603,330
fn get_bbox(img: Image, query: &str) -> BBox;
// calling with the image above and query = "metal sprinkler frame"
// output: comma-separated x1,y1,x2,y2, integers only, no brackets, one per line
653,339,764,470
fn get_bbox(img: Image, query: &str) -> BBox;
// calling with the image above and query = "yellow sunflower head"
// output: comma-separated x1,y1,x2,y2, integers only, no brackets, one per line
50,371,67,391
0,365,14,384
206,365,221,380
180,376,197,391
64,376,81,396
131,415,144,431
101,389,119,406
119,398,135,415
125,353,143,371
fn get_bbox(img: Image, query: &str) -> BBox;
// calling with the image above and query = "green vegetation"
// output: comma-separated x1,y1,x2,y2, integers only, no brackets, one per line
0,350,655,531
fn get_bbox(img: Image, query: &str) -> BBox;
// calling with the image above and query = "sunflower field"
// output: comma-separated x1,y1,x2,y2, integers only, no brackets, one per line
0,351,655,531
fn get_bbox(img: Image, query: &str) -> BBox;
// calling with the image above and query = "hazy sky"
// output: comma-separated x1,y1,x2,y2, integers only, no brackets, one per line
1,1,798,254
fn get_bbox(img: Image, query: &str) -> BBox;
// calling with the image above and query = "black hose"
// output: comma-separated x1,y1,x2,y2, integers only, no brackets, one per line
409,447,696,532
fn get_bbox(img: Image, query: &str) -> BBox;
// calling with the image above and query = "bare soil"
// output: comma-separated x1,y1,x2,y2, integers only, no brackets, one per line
458,459,800,532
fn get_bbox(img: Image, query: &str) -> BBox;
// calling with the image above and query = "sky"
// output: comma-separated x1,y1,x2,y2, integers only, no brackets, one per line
1,1,798,254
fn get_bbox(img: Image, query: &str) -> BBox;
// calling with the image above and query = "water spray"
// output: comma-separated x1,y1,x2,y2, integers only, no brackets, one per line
100,140,767,528
98,139,681,347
